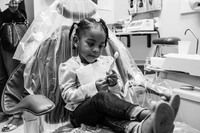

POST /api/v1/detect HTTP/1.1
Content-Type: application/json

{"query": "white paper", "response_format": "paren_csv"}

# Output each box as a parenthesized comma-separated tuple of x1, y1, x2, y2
(76, 58, 111, 85)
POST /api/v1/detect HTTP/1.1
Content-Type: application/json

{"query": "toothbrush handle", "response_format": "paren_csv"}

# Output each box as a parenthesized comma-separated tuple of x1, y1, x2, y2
(108, 60, 115, 74)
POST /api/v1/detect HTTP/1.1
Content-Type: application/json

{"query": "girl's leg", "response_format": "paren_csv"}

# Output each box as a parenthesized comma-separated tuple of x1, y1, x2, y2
(103, 116, 139, 133)
(72, 91, 174, 133)
(90, 91, 148, 120)
(99, 101, 174, 133)
(71, 91, 147, 127)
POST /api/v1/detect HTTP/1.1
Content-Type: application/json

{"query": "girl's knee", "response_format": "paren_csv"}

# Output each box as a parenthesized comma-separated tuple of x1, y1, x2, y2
(92, 91, 111, 104)
(95, 91, 110, 99)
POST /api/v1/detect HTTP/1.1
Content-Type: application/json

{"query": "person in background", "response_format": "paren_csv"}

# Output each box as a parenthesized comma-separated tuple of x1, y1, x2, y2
(0, 0, 26, 132)
(59, 17, 179, 133)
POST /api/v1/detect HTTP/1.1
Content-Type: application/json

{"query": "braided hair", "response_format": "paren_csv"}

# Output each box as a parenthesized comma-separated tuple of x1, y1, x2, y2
(69, 18, 109, 47)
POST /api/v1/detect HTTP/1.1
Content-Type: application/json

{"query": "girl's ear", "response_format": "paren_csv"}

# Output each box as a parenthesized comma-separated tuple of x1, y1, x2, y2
(73, 35, 79, 48)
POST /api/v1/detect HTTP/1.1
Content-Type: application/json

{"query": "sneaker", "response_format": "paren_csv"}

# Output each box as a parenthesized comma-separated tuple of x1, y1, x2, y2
(132, 102, 174, 133)
(169, 94, 180, 120)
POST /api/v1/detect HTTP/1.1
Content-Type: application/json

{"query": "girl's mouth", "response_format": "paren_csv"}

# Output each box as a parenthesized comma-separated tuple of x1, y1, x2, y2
(88, 54, 98, 58)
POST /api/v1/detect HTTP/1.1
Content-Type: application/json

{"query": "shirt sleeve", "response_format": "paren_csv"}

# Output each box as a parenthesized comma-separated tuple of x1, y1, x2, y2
(59, 60, 98, 105)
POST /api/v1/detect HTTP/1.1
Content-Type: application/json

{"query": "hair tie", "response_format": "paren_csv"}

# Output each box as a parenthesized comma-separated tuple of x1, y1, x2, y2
(93, 17, 100, 22)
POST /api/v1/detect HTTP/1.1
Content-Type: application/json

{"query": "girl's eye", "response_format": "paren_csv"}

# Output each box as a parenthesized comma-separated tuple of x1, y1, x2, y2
(99, 45, 103, 49)
(99, 43, 105, 49)
(87, 42, 94, 47)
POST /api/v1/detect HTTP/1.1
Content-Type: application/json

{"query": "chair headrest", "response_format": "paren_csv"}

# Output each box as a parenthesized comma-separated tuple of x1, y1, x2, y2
(57, 0, 97, 20)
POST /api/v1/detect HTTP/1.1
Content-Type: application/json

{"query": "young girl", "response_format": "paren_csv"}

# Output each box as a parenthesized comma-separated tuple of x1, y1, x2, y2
(58, 17, 177, 133)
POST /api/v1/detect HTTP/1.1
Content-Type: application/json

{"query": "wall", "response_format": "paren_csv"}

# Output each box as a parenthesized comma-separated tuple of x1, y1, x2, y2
(114, 0, 129, 22)
(33, 0, 55, 18)
(24, 0, 34, 23)
(159, 0, 200, 55)
(24, 0, 55, 23)
(97, 0, 115, 24)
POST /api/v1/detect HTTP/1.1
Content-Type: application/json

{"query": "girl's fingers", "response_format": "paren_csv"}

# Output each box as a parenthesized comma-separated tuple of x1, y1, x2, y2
(111, 70, 117, 74)
(107, 73, 118, 79)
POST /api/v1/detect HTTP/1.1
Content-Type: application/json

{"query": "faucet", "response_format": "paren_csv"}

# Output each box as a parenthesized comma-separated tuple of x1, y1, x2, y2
(184, 29, 199, 54)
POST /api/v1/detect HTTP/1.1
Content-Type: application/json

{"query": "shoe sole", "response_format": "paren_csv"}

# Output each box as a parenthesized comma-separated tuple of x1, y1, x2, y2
(154, 102, 174, 133)
(2, 117, 23, 132)
(169, 94, 180, 120)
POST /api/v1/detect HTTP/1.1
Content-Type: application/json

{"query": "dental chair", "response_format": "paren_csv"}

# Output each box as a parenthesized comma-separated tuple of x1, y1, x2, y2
(1, 64, 55, 116)
(1, 29, 162, 133)
(1, 27, 136, 133)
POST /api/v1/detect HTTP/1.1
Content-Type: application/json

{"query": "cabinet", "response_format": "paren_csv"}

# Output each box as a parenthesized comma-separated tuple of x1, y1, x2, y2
(115, 31, 158, 48)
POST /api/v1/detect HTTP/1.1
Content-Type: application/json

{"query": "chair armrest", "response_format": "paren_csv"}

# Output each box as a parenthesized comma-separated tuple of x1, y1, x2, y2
(4, 95, 55, 116)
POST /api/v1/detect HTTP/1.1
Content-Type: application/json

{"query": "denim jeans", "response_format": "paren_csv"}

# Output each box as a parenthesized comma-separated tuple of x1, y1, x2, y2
(0, 41, 20, 111)
(70, 91, 146, 133)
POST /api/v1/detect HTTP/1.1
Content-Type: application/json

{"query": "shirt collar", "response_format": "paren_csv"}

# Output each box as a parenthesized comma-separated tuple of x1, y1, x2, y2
(76, 55, 101, 65)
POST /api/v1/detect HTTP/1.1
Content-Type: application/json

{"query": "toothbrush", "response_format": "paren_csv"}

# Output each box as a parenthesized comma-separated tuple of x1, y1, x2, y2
(108, 52, 119, 74)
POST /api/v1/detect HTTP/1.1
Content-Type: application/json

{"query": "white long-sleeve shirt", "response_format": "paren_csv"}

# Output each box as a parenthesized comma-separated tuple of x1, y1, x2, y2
(59, 55, 123, 111)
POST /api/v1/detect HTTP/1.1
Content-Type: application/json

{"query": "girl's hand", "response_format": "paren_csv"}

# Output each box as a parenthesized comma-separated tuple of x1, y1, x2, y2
(106, 70, 118, 86)
(8, 0, 19, 13)
(95, 79, 108, 91)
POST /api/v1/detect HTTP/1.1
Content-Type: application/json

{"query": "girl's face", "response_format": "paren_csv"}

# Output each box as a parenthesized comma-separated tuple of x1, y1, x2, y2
(77, 27, 106, 64)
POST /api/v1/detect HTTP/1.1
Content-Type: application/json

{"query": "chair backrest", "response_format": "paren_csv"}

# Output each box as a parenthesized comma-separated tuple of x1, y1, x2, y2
(1, 27, 70, 124)
(23, 26, 71, 124)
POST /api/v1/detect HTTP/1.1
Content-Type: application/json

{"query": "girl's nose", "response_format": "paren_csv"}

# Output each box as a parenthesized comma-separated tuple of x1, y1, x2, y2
(93, 47, 100, 53)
